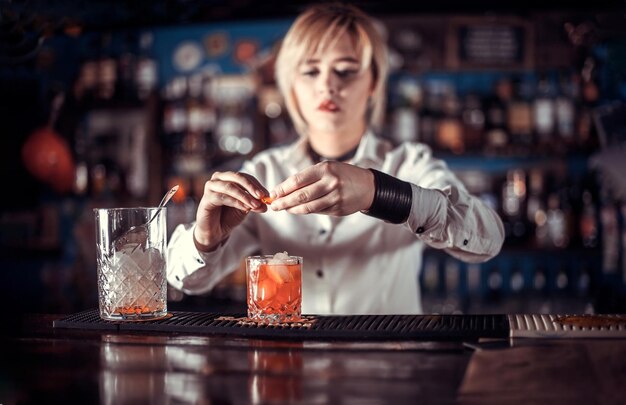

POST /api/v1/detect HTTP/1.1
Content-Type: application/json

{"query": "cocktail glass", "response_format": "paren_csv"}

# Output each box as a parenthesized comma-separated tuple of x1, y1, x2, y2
(94, 207, 168, 321)
(246, 254, 302, 323)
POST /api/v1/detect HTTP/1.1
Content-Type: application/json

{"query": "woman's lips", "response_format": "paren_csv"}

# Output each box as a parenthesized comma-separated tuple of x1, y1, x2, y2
(318, 100, 340, 112)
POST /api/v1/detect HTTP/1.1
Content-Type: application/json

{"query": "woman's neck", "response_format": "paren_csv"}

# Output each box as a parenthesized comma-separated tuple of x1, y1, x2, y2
(307, 142, 359, 163)
(307, 126, 366, 159)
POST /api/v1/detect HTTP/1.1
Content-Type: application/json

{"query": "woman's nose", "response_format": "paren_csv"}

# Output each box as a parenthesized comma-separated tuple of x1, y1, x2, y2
(317, 70, 337, 95)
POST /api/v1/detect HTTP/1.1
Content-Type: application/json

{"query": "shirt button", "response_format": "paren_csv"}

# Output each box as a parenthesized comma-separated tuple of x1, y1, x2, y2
(316, 269, 324, 278)
(463, 239, 469, 246)
(416, 226, 425, 234)
(319, 229, 327, 235)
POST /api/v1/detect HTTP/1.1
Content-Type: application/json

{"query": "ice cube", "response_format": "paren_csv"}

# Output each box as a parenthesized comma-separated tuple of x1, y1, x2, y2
(110, 246, 164, 286)
(265, 264, 292, 284)
(112, 248, 142, 275)
(257, 278, 278, 302)
(108, 246, 165, 308)
(130, 247, 165, 273)
(271, 251, 290, 263)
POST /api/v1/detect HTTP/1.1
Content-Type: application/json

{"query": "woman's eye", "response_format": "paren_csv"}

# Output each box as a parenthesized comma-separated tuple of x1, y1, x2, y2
(334, 69, 357, 78)
(302, 70, 319, 77)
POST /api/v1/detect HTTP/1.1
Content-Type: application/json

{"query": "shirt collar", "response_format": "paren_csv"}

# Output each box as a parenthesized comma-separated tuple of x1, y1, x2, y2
(351, 130, 385, 168)
(284, 130, 386, 171)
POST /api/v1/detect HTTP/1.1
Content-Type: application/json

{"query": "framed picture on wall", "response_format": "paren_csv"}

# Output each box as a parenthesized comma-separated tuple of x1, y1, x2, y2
(446, 16, 534, 70)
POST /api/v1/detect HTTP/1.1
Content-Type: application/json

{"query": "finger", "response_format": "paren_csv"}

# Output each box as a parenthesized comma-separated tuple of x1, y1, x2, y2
(205, 191, 251, 212)
(211, 171, 269, 200)
(285, 194, 337, 215)
(206, 180, 261, 210)
(250, 203, 268, 214)
(271, 165, 322, 199)
(271, 182, 332, 211)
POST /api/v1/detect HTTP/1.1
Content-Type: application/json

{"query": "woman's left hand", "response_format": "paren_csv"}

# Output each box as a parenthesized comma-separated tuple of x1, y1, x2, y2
(269, 161, 375, 216)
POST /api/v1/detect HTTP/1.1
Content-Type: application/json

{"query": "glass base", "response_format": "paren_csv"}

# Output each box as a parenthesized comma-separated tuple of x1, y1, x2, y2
(248, 311, 302, 324)
(100, 309, 168, 321)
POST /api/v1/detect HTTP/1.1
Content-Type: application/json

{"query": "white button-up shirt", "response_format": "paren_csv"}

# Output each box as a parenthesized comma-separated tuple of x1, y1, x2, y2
(167, 131, 504, 315)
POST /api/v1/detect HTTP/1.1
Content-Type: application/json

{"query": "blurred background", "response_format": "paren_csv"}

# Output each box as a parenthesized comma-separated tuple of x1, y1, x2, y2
(2, 0, 626, 317)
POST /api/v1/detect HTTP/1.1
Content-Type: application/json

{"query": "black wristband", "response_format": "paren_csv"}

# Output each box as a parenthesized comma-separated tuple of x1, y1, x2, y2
(364, 169, 413, 224)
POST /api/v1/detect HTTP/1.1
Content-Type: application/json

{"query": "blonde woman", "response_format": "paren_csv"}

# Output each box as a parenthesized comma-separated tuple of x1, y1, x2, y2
(167, 3, 504, 314)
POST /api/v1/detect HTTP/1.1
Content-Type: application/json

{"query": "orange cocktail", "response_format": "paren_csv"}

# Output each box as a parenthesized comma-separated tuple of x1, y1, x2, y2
(246, 254, 302, 323)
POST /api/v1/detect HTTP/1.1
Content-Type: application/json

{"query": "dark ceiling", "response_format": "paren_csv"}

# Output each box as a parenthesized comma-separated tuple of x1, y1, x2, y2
(2, 0, 626, 31)
(2, 0, 625, 65)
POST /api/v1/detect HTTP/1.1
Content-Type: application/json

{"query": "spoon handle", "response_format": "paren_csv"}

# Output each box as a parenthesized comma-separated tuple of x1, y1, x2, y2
(111, 185, 179, 254)
(158, 184, 180, 208)
(146, 184, 180, 226)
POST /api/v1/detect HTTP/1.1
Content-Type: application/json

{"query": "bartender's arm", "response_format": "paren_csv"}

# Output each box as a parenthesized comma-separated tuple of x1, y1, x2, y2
(372, 144, 505, 263)
(167, 171, 267, 295)
(269, 143, 504, 263)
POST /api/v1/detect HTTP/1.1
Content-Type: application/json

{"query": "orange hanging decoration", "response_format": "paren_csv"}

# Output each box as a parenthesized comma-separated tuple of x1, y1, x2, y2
(21, 126, 76, 194)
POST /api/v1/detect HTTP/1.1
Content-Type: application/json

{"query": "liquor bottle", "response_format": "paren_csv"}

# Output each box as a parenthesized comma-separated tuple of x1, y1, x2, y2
(186, 74, 205, 134)
(526, 169, 547, 247)
(461, 93, 484, 153)
(391, 107, 419, 145)
(466, 263, 482, 299)
(259, 86, 294, 147)
(507, 75, 533, 154)
(390, 78, 420, 144)
(546, 192, 569, 248)
(579, 190, 598, 248)
(422, 81, 447, 150)
(577, 265, 591, 298)
(501, 169, 528, 244)
(484, 78, 511, 155)
(621, 203, 626, 285)
(444, 260, 461, 300)
(509, 267, 525, 293)
(578, 58, 599, 149)
(502, 169, 526, 218)
(75, 37, 99, 103)
(161, 76, 188, 178)
(436, 90, 464, 154)
(73, 127, 89, 195)
(422, 256, 440, 294)
(600, 190, 619, 275)
(215, 102, 254, 156)
(486, 267, 503, 302)
(419, 114, 437, 148)
(199, 73, 217, 137)
(96, 33, 117, 101)
(581, 57, 600, 106)
(556, 266, 569, 291)
(532, 74, 556, 149)
(533, 266, 547, 293)
(555, 71, 577, 149)
(135, 32, 158, 101)
(116, 33, 137, 102)
(162, 100, 187, 137)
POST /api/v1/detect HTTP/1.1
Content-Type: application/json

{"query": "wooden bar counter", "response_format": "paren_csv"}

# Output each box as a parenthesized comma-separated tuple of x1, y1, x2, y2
(1, 313, 625, 404)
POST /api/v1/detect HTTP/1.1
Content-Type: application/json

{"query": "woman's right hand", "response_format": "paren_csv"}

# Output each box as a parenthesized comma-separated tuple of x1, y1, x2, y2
(193, 171, 268, 252)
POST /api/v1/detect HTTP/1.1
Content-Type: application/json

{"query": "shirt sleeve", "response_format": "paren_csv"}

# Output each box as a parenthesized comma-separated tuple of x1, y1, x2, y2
(394, 143, 505, 263)
(166, 217, 260, 295)
(166, 159, 264, 295)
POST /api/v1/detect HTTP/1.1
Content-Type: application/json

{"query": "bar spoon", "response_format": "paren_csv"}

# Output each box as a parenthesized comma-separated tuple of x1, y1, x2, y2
(112, 184, 179, 253)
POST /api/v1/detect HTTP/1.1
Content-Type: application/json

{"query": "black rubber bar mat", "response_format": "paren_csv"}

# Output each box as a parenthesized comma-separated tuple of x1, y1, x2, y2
(53, 309, 509, 340)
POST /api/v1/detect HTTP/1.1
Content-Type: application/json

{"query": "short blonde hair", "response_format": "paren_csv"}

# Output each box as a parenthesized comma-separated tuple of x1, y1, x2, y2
(275, 3, 389, 136)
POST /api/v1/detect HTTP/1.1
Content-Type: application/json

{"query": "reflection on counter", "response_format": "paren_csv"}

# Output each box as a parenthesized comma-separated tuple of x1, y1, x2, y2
(249, 340, 303, 404)
(100, 337, 217, 404)
(96, 333, 467, 404)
